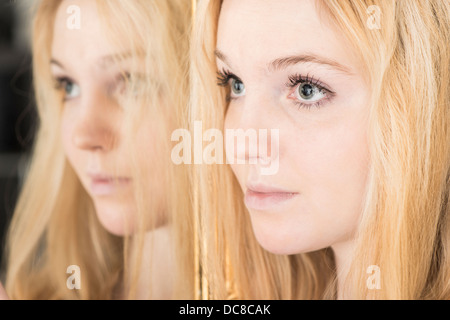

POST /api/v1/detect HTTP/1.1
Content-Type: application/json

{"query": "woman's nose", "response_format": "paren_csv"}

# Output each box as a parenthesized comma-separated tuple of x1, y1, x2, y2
(71, 90, 119, 152)
(226, 93, 279, 166)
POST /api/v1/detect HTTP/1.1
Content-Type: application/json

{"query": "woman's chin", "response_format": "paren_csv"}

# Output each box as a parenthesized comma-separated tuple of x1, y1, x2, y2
(93, 201, 136, 236)
(92, 200, 168, 236)
(249, 217, 325, 256)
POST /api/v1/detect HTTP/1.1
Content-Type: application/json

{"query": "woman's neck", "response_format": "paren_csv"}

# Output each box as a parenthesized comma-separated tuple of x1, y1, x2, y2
(125, 225, 174, 300)
(331, 240, 356, 300)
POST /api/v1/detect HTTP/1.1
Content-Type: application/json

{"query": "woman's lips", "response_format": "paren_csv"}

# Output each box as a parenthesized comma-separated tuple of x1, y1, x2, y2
(244, 183, 299, 211)
(88, 174, 132, 196)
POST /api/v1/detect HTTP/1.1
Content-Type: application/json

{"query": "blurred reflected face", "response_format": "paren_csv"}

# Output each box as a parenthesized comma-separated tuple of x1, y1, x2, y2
(51, 0, 166, 236)
(218, 0, 370, 254)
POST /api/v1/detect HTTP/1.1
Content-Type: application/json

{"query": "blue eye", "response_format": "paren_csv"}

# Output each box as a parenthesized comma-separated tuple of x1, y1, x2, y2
(296, 83, 325, 102)
(64, 81, 81, 99)
(54, 77, 81, 100)
(230, 78, 245, 97)
(286, 74, 334, 109)
(217, 69, 245, 100)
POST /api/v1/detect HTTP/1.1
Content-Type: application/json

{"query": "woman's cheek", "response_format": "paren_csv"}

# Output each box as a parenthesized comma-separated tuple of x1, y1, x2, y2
(61, 113, 83, 179)
(61, 114, 73, 152)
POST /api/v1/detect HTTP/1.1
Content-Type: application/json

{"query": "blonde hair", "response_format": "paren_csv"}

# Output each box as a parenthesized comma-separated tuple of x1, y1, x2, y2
(3, 0, 193, 299)
(191, 0, 450, 299)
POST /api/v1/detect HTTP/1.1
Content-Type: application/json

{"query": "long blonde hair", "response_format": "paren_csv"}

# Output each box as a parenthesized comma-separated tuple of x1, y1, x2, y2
(191, 0, 450, 299)
(3, 0, 193, 300)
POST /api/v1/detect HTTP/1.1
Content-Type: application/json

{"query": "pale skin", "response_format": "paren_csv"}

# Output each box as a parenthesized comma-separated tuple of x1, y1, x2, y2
(0, 0, 173, 299)
(218, 0, 370, 299)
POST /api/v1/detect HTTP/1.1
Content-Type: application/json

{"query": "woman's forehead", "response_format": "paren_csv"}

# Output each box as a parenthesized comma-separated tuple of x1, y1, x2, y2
(216, 0, 359, 75)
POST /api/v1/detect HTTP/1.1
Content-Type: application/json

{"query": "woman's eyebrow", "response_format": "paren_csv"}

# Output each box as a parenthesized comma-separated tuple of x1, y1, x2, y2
(50, 58, 64, 69)
(50, 52, 133, 70)
(269, 54, 353, 74)
(215, 48, 353, 75)
(214, 49, 232, 68)
(98, 52, 133, 69)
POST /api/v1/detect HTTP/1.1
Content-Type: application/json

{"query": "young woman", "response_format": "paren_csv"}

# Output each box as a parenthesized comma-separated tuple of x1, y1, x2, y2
(1, 0, 194, 299)
(191, 0, 450, 299)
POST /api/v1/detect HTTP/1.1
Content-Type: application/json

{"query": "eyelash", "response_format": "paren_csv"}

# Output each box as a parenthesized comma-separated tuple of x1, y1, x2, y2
(217, 69, 235, 86)
(53, 76, 76, 102)
(217, 69, 335, 109)
(286, 73, 335, 110)
(52, 72, 136, 102)
(217, 69, 241, 102)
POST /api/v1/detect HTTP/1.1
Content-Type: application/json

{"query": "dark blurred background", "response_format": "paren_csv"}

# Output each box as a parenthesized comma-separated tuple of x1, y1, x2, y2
(0, 0, 37, 268)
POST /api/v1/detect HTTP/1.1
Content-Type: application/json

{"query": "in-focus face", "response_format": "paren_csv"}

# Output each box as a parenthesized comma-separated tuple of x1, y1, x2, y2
(51, 0, 166, 236)
(218, 0, 370, 254)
